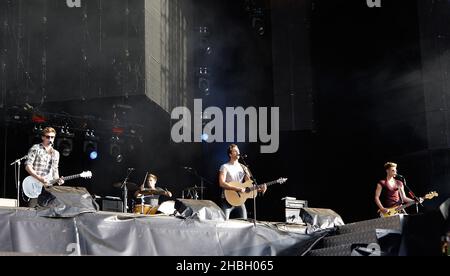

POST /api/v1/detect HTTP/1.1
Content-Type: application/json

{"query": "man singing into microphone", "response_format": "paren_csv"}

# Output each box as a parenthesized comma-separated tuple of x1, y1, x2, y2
(218, 144, 266, 220)
(374, 162, 418, 216)
(25, 127, 64, 208)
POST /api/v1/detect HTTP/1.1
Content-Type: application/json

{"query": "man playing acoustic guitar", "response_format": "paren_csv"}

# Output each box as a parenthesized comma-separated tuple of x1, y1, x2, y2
(218, 144, 267, 220)
(25, 127, 64, 207)
(375, 162, 423, 217)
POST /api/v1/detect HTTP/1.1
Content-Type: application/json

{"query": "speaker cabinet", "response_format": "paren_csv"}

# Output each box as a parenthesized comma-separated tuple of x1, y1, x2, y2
(174, 199, 226, 221)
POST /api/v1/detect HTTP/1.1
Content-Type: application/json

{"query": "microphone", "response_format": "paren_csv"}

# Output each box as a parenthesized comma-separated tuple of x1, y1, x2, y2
(238, 154, 248, 159)
(395, 174, 405, 179)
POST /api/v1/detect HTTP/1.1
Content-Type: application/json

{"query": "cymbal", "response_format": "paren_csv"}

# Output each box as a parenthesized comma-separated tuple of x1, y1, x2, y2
(183, 186, 207, 191)
(113, 182, 139, 191)
(136, 189, 167, 196)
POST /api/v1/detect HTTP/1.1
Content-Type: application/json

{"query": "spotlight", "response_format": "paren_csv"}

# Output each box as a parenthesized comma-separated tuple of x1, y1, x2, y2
(84, 140, 98, 160)
(198, 67, 210, 96)
(250, 8, 265, 36)
(56, 127, 75, 157)
(201, 133, 209, 142)
(252, 17, 265, 36)
(199, 77, 210, 96)
(84, 130, 99, 160)
(110, 136, 123, 163)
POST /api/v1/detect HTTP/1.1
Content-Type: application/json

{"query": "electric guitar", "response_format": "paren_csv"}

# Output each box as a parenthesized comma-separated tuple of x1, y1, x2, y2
(224, 178, 287, 207)
(22, 171, 93, 199)
(379, 191, 439, 218)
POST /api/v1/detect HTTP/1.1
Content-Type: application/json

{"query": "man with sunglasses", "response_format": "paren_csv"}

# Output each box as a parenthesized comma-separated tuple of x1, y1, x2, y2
(25, 127, 64, 207)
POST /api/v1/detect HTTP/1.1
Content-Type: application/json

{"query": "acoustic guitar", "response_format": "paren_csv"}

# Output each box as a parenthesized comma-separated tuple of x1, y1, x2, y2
(224, 178, 287, 206)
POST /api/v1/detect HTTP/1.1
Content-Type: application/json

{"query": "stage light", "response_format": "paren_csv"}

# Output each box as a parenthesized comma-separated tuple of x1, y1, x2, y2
(90, 151, 98, 160)
(84, 140, 98, 160)
(199, 77, 210, 96)
(110, 136, 123, 163)
(251, 9, 265, 36)
(198, 67, 210, 96)
(201, 133, 209, 142)
(199, 26, 212, 56)
(84, 130, 99, 160)
(57, 138, 73, 157)
(56, 127, 75, 157)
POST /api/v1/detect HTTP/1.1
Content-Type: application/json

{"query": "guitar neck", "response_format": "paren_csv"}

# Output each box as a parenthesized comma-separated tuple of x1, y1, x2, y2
(399, 198, 422, 210)
(49, 174, 80, 185)
(249, 180, 278, 192)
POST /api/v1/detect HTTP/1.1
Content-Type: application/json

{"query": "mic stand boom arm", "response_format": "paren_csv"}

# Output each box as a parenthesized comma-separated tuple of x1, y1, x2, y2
(184, 167, 215, 200)
(400, 177, 424, 213)
(10, 155, 28, 208)
(120, 169, 134, 213)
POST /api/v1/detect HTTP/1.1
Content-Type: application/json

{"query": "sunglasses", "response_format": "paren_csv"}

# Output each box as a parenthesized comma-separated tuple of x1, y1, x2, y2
(44, 135, 55, 139)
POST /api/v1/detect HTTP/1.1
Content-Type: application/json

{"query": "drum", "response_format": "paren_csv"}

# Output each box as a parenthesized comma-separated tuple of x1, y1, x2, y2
(157, 200, 176, 215)
(133, 204, 158, 215)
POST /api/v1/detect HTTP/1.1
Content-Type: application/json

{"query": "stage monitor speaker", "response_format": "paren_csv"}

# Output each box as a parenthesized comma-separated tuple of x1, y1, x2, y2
(36, 186, 99, 218)
(174, 199, 226, 221)
(300, 208, 345, 229)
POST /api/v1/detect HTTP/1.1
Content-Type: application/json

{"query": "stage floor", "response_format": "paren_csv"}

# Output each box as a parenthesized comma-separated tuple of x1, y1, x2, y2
(0, 207, 328, 256)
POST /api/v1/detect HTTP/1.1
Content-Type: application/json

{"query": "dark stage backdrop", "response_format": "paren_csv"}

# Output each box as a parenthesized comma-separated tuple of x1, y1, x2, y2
(0, 0, 200, 205)
(1, 0, 449, 223)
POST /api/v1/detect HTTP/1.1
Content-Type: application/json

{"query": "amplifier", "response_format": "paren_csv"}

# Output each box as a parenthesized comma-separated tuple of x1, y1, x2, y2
(283, 197, 308, 224)
(0, 198, 18, 207)
(96, 196, 123, 212)
(284, 198, 308, 209)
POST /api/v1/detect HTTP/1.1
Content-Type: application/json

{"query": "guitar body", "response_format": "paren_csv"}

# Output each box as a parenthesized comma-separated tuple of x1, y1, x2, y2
(224, 180, 257, 207)
(378, 191, 438, 218)
(22, 175, 47, 199)
(22, 171, 93, 199)
(224, 178, 288, 207)
(379, 206, 406, 218)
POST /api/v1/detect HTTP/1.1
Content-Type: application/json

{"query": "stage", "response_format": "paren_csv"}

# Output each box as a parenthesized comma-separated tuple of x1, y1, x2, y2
(0, 207, 329, 256)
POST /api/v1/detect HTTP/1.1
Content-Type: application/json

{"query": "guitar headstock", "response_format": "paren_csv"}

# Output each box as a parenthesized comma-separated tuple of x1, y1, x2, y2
(80, 171, 93, 179)
(424, 191, 438, 200)
(277, 178, 288, 184)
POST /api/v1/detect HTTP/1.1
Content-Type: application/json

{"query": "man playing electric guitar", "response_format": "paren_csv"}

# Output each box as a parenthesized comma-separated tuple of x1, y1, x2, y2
(25, 127, 64, 207)
(218, 144, 266, 220)
(375, 162, 423, 217)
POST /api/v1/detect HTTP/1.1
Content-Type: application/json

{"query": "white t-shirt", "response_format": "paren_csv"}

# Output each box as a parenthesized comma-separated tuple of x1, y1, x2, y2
(220, 162, 246, 184)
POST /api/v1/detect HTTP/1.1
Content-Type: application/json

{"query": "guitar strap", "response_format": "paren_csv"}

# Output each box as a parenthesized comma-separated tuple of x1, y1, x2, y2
(397, 179, 404, 205)
(239, 163, 251, 180)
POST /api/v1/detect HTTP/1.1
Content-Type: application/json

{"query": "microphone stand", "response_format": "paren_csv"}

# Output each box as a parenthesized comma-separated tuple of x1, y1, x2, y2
(9, 155, 28, 207)
(239, 156, 258, 228)
(120, 169, 134, 213)
(183, 167, 214, 200)
(399, 176, 423, 214)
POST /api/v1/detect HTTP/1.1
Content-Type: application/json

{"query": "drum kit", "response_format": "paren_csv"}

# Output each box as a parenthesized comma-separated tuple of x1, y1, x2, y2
(112, 182, 176, 215)
(112, 174, 208, 216)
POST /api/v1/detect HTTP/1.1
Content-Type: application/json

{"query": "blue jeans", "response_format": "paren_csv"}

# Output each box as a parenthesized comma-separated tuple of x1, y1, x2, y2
(221, 199, 247, 220)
